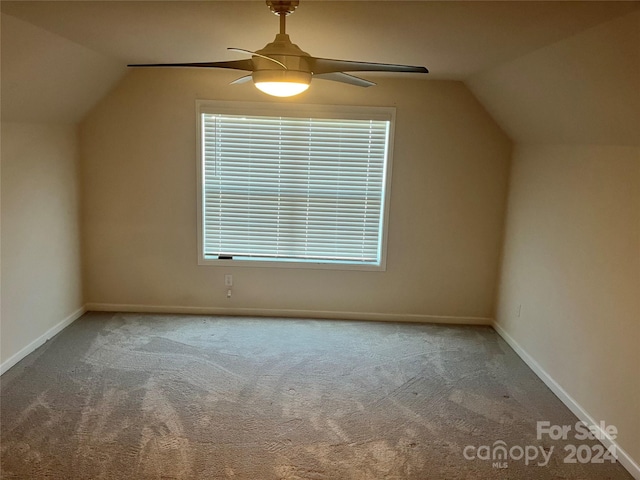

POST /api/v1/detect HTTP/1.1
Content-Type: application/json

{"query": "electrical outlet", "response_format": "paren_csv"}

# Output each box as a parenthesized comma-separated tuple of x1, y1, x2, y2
(224, 274, 233, 286)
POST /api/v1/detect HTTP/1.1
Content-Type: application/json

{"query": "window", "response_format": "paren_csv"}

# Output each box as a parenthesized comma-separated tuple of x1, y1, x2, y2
(197, 101, 395, 270)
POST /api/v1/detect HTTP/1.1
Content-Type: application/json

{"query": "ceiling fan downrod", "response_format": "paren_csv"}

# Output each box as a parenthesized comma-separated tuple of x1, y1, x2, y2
(266, 0, 299, 34)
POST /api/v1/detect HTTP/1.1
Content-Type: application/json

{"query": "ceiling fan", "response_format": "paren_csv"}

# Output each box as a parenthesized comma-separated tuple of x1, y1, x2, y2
(128, 0, 429, 97)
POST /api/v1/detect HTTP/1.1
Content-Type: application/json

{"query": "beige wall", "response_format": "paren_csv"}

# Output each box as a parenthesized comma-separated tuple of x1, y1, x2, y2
(0, 123, 84, 367)
(80, 70, 511, 321)
(496, 144, 640, 465)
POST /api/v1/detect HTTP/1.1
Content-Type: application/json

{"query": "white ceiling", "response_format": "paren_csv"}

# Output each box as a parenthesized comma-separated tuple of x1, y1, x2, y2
(2, 1, 639, 144)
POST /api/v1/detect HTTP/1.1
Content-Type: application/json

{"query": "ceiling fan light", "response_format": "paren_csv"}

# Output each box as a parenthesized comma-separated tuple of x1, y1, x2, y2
(252, 69, 311, 97)
(255, 81, 309, 97)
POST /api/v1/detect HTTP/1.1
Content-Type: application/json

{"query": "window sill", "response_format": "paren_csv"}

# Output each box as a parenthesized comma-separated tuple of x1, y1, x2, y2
(198, 256, 386, 272)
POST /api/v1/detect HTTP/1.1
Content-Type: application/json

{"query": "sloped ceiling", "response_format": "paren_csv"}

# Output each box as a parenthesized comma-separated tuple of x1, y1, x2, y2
(1, 0, 639, 144)
(468, 9, 640, 146)
(0, 13, 125, 123)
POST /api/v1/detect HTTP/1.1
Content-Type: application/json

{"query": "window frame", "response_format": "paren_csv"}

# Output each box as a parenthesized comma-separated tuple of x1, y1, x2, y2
(196, 100, 396, 271)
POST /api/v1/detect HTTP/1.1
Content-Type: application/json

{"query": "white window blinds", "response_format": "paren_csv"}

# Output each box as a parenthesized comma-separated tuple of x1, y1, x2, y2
(200, 106, 392, 267)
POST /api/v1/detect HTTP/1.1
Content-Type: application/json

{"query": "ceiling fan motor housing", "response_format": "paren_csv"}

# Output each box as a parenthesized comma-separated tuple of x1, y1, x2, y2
(253, 33, 313, 84)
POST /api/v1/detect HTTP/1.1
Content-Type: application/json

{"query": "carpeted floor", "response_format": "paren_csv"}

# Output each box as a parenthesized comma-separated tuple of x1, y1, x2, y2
(0, 312, 634, 479)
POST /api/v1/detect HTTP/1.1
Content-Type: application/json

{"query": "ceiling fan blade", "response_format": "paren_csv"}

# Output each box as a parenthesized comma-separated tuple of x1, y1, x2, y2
(312, 57, 428, 75)
(127, 59, 254, 71)
(314, 72, 376, 88)
(230, 75, 253, 85)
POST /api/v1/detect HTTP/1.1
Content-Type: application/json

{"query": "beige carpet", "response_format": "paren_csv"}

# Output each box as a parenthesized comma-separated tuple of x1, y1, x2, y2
(0, 312, 634, 479)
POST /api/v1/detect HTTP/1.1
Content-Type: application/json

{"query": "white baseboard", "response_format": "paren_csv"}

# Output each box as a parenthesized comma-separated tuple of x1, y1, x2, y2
(84, 302, 492, 326)
(493, 322, 640, 480)
(0, 305, 86, 376)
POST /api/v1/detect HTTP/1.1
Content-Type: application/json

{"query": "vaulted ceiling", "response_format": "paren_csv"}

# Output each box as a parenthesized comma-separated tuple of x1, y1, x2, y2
(2, 1, 639, 145)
